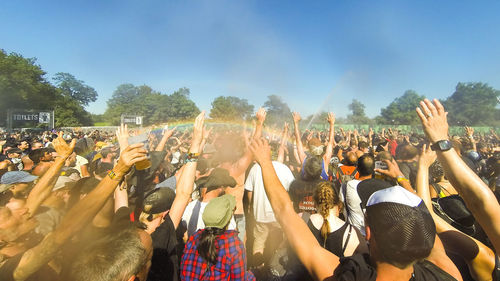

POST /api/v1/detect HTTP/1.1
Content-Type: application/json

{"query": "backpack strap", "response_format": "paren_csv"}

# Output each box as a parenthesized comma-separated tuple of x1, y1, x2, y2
(341, 224, 353, 258)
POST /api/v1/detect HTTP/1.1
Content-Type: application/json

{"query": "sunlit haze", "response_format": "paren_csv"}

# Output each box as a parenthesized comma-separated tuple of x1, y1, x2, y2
(1, 0, 499, 117)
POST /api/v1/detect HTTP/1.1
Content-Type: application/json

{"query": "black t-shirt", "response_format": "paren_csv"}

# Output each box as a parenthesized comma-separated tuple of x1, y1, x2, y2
(289, 179, 323, 214)
(356, 179, 392, 209)
(147, 214, 180, 281)
(332, 253, 457, 281)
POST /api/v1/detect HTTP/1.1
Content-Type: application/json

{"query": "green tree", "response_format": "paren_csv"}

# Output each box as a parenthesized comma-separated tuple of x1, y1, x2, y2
(52, 72, 97, 106)
(104, 85, 199, 125)
(0, 50, 58, 126)
(443, 82, 500, 126)
(379, 90, 426, 125)
(347, 99, 370, 124)
(0, 50, 94, 127)
(263, 95, 292, 127)
(210, 96, 254, 120)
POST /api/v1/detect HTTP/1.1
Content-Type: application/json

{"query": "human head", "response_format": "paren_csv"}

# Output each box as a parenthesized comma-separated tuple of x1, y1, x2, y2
(196, 168, 236, 196)
(313, 182, 341, 244)
(203, 194, 237, 229)
(345, 151, 358, 166)
(365, 186, 435, 269)
(358, 141, 370, 153)
(308, 138, 324, 156)
(6, 148, 22, 159)
(0, 171, 38, 197)
(302, 156, 323, 181)
(396, 144, 418, 161)
(357, 154, 375, 177)
(30, 140, 43, 150)
(69, 227, 152, 281)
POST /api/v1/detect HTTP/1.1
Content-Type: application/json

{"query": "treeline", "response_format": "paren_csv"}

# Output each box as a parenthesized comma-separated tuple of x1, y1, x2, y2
(1, 49, 499, 128)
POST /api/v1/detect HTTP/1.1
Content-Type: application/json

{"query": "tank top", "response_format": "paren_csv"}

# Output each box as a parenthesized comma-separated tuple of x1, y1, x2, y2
(307, 219, 350, 258)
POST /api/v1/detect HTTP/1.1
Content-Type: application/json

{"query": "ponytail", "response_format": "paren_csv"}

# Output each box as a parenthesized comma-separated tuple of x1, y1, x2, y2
(197, 227, 225, 265)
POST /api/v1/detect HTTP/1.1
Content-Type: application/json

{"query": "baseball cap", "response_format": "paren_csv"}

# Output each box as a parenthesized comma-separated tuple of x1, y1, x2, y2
(53, 176, 76, 191)
(202, 194, 236, 229)
(196, 168, 237, 193)
(366, 186, 436, 268)
(6, 148, 22, 155)
(142, 187, 176, 214)
(0, 171, 38, 185)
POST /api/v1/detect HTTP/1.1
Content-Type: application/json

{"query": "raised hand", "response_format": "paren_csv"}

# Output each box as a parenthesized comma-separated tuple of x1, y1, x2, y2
(116, 123, 130, 151)
(416, 99, 449, 143)
(53, 131, 76, 158)
(419, 144, 437, 168)
(374, 158, 404, 180)
(292, 112, 301, 123)
(256, 107, 267, 124)
(116, 143, 148, 174)
(249, 138, 272, 165)
(163, 125, 176, 138)
(327, 112, 335, 125)
(464, 126, 474, 138)
(191, 111, 205, 151)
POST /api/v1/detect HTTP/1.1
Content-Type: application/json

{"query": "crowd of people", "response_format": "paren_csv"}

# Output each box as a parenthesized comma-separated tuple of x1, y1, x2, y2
(0, 99, 499, 281)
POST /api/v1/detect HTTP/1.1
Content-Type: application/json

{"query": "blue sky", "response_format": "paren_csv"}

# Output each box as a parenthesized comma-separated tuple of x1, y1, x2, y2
(1, 0, 500, 118)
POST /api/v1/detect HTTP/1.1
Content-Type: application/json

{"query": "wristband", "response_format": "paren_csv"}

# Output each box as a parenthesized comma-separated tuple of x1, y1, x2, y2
(107, 170, 122, 181)
(186, 152, 200, 162)
(396, 176, 409, 183)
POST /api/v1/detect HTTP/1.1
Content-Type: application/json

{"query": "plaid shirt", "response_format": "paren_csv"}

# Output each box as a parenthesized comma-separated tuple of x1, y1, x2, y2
(180, 229, 255, 281)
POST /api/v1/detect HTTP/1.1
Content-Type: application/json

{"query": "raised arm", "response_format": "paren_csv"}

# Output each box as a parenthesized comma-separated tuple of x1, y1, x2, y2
(416, 144, 491, 281)
(323, 113, 336, 169)
(250, 138, 339, 281)
(417, 98, 500, 253)
(25, 132, 76, 217)
(13, 143, 147, 281)
(155, 125, 176, 152)
(292, 112, 307, 164)
(168, 111, 205, 229)
(232, 108, 266, 176)
(277, 122, 289, 163)
(464, 126, 476, 152)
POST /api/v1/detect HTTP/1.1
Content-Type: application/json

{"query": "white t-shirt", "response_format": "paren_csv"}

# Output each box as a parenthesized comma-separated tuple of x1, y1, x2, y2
(182, 200, 236, 233)
(75, 155, 89, 177)
(244, 161, 295, 223)
(339, 179, 366, 236)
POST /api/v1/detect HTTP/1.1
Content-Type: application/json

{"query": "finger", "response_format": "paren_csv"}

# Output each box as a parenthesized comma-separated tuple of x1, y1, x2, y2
(433, 99, 445, 115)
(69, 138, 77, 149)
(423, 99, 438, 116)
(416, 107, 427, 123)
(130, 156, 149, 165)
(124, 143, 144, 151)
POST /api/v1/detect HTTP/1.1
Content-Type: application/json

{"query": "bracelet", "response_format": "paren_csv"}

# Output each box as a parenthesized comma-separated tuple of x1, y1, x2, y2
(107, 170, 122, 181)
(396, 176, 409, 183)
(186, 152, 200, 162)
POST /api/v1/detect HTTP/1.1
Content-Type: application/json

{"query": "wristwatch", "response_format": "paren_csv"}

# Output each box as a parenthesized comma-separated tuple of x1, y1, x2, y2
(430, 140, 452, 152)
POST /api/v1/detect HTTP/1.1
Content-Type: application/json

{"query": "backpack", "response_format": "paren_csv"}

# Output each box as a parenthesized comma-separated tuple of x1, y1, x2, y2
(338, 167, 357, 186)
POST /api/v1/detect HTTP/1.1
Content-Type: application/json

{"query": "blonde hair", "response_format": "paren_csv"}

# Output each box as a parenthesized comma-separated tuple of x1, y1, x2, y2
(313, 182, 342, 247)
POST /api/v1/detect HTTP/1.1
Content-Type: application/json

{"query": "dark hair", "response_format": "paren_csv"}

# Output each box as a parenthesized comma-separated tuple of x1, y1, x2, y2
(197, 227, 225, 265)
(303, 156, 323, 181)
(357, 154, 375, 177)
(395, 144, 418, 161)
(429, 161, 444, 182)
(69, 227, 148, 281)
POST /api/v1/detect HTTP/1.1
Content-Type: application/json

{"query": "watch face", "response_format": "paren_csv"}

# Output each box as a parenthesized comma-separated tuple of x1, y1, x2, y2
(434, 140, 451, 151)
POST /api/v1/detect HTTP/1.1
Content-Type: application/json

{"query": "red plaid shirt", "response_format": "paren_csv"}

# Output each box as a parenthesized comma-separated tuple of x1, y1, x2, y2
(180, 229, 255, 281)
